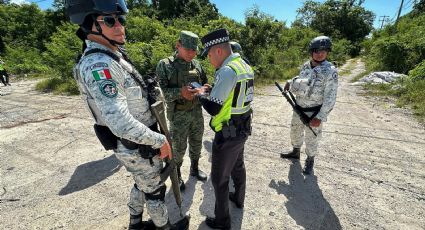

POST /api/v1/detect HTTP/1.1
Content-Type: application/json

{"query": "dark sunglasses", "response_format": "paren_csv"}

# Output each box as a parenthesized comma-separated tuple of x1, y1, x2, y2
(97, 15, 126, 28)
(312, 48, 328, 53)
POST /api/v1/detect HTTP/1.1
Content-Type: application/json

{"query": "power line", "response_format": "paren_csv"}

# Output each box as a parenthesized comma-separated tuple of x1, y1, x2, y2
(379, 15, 390, 29)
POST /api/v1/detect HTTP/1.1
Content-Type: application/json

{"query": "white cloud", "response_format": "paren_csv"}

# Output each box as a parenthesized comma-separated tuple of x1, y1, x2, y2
(10, 0, 30, 5)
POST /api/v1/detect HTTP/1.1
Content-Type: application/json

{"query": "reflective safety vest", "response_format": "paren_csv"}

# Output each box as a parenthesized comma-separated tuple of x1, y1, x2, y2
(211, 56, 254, 132)
(0, 63, 4, 71)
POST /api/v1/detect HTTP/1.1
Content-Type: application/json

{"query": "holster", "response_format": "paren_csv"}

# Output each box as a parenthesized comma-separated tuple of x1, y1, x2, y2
(119, 124, 160, 159)
(221, 110, 253, 138)
(93, 124, 118, 150)
(221, 120, 237, 138)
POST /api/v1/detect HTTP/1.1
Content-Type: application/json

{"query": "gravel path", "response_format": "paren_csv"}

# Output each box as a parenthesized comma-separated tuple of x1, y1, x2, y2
(1, 60, 424, 229)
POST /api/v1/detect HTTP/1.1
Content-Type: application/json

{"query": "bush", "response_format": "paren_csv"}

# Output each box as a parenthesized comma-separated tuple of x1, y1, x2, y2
(408, 60, 425, 81)
(35, 77, 79, 95)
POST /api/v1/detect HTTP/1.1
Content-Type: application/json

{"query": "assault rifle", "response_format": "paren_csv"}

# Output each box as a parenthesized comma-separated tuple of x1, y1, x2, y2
(275, 82, 317, 136)
(151, 101, 184, 217)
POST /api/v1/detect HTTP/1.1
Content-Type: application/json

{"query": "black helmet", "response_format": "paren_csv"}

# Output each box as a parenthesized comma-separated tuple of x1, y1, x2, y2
(66, 0, 128, 25)
(230, 41, 242, 53)
(309, 36, 332, 52)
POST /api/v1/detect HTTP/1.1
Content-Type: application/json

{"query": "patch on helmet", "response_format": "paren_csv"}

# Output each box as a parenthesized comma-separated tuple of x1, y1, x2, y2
(99, 80, 118, 98)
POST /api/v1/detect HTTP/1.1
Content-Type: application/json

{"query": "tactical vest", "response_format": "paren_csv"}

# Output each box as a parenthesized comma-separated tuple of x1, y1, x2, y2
(211, 56, 254, 132)
(165, 56, 202, 111)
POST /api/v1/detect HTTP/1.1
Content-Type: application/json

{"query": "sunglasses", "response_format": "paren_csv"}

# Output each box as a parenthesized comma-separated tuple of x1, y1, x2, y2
(312, 48, 328, 53)
(97, 15, 126, 28)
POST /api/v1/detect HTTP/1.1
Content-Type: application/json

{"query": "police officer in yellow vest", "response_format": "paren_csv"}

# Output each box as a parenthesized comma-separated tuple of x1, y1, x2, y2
(197, 28, 254, 230)
(156, 31, 209, 190)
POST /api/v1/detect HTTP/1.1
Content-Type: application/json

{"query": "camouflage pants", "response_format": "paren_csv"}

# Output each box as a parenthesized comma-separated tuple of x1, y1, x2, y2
(114, 141, 168, 227)
(290, 112, 323, 157)
(170, 106, 204, 167)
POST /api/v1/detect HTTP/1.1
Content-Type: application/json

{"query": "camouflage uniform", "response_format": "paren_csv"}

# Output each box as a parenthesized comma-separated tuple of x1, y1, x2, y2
(156, 31, 208, 168)
(74, 40, 169, 227)
(288, 60, 338, 157)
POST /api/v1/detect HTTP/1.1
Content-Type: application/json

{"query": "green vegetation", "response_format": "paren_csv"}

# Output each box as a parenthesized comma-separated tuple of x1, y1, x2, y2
(0, 0, 376, 93)
(362, 0, 425, 121)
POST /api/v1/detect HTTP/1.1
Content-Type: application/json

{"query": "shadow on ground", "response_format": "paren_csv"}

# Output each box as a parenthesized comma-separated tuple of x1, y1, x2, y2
(59, 154, 122, 195)
(269, 160, 341, 230)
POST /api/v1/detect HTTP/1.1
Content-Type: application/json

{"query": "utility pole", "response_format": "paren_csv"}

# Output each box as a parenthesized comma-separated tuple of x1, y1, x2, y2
(379, 15, 389, 29)
(396, 0, 405, 22)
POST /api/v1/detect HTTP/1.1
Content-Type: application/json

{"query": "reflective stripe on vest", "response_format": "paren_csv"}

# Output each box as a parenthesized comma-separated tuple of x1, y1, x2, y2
(211, 57, 254, 132)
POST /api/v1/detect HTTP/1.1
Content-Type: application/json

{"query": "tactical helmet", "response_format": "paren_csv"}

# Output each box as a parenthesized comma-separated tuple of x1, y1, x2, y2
(65, 0, 128, 25)
(230, 41, 242, 53)
(309, 36, 332, 52)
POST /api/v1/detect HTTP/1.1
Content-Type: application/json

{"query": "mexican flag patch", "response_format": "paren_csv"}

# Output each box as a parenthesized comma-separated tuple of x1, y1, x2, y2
(92, 69, 112, 81)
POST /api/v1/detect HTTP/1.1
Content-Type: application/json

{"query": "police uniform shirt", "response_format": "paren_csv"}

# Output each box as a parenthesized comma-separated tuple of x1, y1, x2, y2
(209, 53, 242, 106)
(75, 40, 165, 149)
(289, 60, 338, 122)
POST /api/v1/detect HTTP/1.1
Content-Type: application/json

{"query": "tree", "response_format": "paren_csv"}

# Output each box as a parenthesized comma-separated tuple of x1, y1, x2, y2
(295, 0, 374, 55)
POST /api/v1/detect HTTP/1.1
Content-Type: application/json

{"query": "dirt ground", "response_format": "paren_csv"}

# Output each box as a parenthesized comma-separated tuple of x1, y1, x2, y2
(1, 60, 424, 230)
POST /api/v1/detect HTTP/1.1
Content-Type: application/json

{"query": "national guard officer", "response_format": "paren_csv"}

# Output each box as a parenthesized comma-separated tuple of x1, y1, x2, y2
(156, 31, 208, 190)
(280, 35, 338, 175)
(197, 28, 254, 230)
(66, 0, 189, 229)
(0, 59, 11, 86)
(229, 41, 251, 65)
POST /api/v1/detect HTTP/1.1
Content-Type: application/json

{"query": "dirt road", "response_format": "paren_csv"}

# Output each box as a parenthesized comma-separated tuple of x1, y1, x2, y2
(1, 60, 424, 229)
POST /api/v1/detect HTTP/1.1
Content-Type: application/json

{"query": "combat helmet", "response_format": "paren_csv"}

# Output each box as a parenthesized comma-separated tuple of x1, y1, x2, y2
(65, 0, 128, 45)
(309, 36, 332, 53)
(230, 41, 242, 53)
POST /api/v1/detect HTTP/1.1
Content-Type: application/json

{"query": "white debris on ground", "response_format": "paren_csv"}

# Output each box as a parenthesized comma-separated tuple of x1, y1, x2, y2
(353, 71, 407, 85)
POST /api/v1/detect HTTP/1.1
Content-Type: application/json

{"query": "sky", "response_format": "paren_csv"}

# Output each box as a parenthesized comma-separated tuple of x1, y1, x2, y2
(16, 0, 414, 29)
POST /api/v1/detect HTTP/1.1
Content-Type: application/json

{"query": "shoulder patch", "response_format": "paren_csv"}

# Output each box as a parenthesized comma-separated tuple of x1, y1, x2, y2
(92, 68, 112, 81)
(332, 72, 338, 80)
(90, 62, 109, 70)
(99, 80, 118, 98)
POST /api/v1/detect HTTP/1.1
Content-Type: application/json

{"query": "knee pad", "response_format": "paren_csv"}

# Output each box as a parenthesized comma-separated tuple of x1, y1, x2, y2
(144, 185, 166, 202)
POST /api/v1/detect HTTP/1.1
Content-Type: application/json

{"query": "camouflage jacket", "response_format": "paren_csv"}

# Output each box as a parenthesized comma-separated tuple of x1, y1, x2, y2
(288, 60, 338, 122)
(155, 53, 207, 104)
(73, 40, 165, 149)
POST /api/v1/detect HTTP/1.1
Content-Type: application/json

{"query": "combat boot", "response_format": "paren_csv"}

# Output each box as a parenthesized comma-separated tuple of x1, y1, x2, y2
(190, 159, 207, 181)
(280, 148, 300, 160)
(157, 215, 190, 230)
(128, 213, 155, 230)
(177, 167, 185, 191)
(303, 156, 315, 175)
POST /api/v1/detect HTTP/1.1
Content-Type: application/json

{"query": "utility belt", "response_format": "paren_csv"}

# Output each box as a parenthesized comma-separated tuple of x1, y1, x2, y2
(295, 104, 322, 120)
(175, 100, 199, 111)
(219, 110, 253, 139)
(93, 124, 160, 159)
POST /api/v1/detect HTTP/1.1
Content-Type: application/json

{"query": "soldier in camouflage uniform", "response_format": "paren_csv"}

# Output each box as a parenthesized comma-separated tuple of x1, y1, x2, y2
(66, 0, 189, 229)
(280, 36, 338, 175)
(156, 31, 208, 190)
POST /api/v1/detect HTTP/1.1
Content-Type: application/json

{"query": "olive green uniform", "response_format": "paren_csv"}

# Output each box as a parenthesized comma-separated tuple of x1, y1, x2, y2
(156, 53, 208, 167)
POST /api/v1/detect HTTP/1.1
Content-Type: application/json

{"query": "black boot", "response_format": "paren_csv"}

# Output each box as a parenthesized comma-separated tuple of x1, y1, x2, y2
(177, 167, 185, 191)
(303, 156, 315, 175)
(157, 215, 190, 230)
(190, 159, 207, 181)
(128, 213, 155, 230)
(205, 217, 231, 230)
(280, 148, 300, 159)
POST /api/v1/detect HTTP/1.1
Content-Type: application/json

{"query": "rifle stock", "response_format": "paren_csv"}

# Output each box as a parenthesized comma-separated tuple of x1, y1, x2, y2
(151, 101, 183, 217)
(275, 82, 317, 136)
